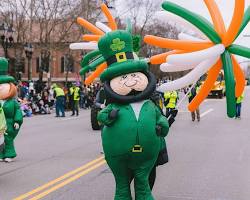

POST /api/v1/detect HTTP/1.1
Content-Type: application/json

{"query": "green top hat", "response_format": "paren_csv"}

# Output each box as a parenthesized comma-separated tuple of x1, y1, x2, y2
(98, 30, 148, 82)
(0, 57, 15, 84)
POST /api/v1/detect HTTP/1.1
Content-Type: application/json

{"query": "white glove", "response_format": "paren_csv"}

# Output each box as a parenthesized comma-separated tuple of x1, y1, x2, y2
(100, 104, 106, 109)
(14, 123, 20, 130)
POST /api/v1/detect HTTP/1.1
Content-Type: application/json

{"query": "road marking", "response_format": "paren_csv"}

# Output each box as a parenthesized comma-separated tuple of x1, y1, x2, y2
(178, 110, 189, 113)
(200, 108, 214, 118)
(13, 156, 105, 200)
(29, 160, 106, 200)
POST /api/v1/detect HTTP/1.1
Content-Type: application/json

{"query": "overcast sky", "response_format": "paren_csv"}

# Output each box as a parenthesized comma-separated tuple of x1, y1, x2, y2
(116, 1, 249, 47)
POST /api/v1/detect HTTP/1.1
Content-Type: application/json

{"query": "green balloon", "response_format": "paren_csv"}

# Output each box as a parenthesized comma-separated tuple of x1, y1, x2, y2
(162, 1, 221, 44)
(236, 6, 250, 38)
(88, 56, 105, 71)
(221, 51, 236, 118)
(80, 50, 101, 68)
(228, 44, 250, 59)
(132, 35, 142, 54)
(79, 67, 90, 76)
(126, 18, 132, 34)
(80, 53, 105, 76)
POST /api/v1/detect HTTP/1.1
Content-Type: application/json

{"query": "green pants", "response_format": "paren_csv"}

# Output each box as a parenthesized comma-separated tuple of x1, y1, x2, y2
(106, 153, 157, 200)
(0, 133, 17, 159)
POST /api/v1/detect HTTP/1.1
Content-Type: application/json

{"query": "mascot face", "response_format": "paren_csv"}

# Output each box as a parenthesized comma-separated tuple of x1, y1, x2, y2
(104, 70, 156, 104)
(110, 72, 148, 96)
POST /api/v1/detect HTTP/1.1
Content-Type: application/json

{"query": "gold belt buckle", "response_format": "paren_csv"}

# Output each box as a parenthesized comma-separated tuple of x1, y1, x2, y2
(132, 145, 143, 153)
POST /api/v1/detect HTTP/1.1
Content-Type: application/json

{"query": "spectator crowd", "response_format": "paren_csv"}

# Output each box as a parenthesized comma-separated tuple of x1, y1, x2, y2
(17, 81, 102, 117)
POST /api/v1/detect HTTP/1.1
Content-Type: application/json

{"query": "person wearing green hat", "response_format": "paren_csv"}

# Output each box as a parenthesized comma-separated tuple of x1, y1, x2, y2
(95, 30, 170, 200)
(0, 57, 23, 162)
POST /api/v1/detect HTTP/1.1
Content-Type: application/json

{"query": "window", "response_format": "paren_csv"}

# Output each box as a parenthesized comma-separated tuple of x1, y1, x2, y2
(36, 57, 40, 73)
(61, 56, 65, 73)
(61, 54, 74, 73)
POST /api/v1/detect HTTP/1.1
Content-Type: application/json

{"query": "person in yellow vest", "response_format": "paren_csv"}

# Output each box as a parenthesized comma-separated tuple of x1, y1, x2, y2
(52, 84, 65, 117)
(236, 92, 244, 119)
(164, 90, 178, 118)
(69, 82, 80, 116)
(188, 84, 200, 122)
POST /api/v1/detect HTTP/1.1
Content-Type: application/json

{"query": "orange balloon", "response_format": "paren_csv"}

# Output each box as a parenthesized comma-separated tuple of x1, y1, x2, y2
(101, 3, 117, 30)
(144, 35, 214, 51)
(222, 0, 245, 46)
(77, 17, 104, 35)
(232, 55, 245, 97)
(150, 50, 187, 64)
(188, 59, 222, 112)
(204, 0, 226, 38)
(82, 34, 101, 42)
(85, 63, 107, 85)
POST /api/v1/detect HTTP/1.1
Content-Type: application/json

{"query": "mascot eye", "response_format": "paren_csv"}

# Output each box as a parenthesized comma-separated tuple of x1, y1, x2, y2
(121, 75, 127, 80)
(131, 74, 136, 77)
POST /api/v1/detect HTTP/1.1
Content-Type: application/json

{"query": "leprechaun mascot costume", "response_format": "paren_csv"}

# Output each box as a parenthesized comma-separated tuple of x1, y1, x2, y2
(0, 57, 23, 162)
(92, 30, 169, 200)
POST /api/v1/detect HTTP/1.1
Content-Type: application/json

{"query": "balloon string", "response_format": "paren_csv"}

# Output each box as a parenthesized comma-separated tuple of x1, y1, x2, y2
(176, 82, 197, 109)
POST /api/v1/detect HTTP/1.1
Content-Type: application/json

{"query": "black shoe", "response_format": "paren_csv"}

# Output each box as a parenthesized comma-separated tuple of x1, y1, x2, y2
(55, 116, 60, 117)
(61, 115, 65, 117)
(71, 114, 75, 116)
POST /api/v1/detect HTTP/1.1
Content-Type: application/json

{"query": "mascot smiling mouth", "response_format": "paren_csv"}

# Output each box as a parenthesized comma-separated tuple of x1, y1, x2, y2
(124, 81, 137, 88)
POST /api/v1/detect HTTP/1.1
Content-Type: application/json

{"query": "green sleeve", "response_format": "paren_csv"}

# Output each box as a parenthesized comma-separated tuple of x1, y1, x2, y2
(155, 105, 169, 137)
(97, 104, 116, 126)
(14, 100, 23, 125)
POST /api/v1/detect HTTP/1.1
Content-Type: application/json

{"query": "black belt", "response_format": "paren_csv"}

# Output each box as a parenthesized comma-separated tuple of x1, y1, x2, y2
(106, 52, 134, 66)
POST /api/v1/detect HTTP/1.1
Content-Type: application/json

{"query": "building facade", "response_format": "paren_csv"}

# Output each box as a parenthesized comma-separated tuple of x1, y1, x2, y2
(0, 44, 83, 83)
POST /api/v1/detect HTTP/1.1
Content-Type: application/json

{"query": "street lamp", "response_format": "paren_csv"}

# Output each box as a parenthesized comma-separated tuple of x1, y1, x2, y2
(0, 22, 14, 58)
(24, 43, 34, 81)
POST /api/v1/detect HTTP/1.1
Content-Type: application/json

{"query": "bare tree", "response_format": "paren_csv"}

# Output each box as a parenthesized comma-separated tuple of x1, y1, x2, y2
(0, 0, 101, 82)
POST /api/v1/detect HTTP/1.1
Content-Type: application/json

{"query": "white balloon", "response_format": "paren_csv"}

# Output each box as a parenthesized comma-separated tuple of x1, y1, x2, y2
(160, 62, 195, 72)
(154, 11, 208, 40)
(69, 42, 98, 50)
(157, 56, 220, 92)
(167, 44, 225, 67)
(95, 22, 112, 33)
(178, 32, 204, 42)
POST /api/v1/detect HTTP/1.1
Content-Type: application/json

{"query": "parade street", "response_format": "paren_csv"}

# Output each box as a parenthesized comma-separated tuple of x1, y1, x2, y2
(0, 87, 249, 200)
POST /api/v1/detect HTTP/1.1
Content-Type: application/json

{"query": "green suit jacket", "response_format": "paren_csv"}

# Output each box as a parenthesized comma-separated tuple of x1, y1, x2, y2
(97, 100, 169, 158)
(2, 99, 23, 137)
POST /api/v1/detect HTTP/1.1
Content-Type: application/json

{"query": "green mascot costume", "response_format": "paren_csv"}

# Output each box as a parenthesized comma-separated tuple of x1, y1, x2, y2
(0, 57, 23, 162)
(95, 30, 169, 200)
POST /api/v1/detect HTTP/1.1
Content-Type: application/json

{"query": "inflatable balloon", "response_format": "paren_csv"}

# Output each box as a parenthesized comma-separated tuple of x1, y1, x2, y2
(69, 42, 98, 50)
(166, 44, 225, 66)
(144, 0, 250, 118)
(158, 56, 220, 92)
(70, 3, 119, 83)
(82, 35, 101, 42)
(160, 62, 195, 73)
(95, 22, 112, 33)
(178, 32, 204, 42)
(155, 11, 208, 40)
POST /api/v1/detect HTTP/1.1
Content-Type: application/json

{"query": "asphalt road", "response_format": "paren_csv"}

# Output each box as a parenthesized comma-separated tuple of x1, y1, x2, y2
(0, 87, 250, 200)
